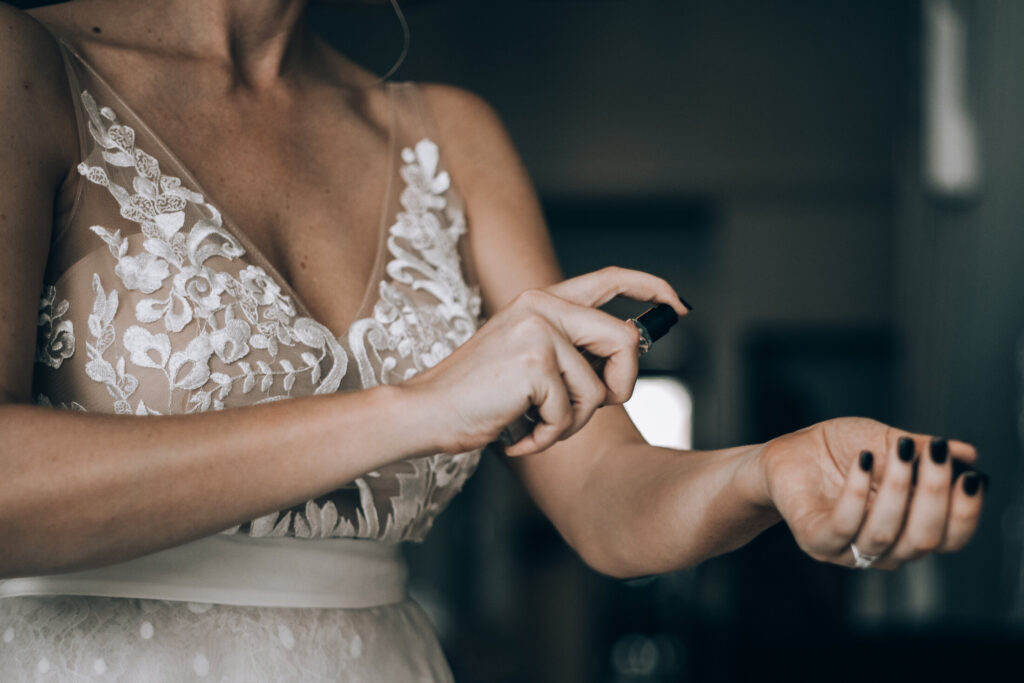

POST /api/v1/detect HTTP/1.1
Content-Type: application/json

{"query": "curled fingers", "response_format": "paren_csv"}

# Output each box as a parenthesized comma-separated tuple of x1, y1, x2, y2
(513, 288, 643, 403)
(849, 436, 916, 564)
(502, 315, 610, 456)
(939, 469, 987, 553)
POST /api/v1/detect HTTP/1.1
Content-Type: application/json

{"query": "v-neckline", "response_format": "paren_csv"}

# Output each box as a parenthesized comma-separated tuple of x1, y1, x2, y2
(54, 33, 399, 342)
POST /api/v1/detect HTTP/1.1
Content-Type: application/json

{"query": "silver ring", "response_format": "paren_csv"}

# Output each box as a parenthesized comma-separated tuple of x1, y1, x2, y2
(850, 543, 880, 569)
(628, 318, 653, 355)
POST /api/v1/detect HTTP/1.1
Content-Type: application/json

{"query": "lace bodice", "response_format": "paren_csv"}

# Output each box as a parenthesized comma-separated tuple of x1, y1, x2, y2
(32, 38, 484, 544)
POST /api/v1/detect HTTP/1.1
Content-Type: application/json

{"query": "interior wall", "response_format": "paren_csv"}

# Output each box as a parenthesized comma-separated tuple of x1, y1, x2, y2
(891, 0, 1024, 622)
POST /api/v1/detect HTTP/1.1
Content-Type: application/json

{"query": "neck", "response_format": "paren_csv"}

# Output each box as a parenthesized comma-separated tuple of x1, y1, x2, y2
(104, 0, 313, 87)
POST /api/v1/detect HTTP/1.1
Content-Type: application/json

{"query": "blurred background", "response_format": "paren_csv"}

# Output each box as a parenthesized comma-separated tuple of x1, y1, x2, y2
(19, 0, 1024, 680)
(324, 0, 1024, 681)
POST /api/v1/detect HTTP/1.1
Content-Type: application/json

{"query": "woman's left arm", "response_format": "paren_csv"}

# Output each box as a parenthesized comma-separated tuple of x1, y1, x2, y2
(422, 85, 985, 578)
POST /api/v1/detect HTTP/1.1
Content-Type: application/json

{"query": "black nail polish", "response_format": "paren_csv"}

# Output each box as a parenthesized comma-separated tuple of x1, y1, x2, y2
(679, 296, 693, 312)
(859, 450, 873, 472)
(963, 473, 981, 496)
(930, 437, 948, 465)
(898, 437, 915, 463)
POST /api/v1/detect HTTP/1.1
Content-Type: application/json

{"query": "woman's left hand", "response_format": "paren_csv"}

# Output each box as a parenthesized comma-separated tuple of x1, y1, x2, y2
(761, 417, 986, 570)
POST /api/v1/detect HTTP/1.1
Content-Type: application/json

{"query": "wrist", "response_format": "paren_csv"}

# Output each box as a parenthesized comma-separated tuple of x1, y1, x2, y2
(734, 440, 781, 520)
(381, 380, 450, 457)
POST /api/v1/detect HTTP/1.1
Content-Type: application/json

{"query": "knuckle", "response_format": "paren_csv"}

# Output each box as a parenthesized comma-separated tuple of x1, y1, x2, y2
(518, 348, 550, 373)
(868, 530, 897, 548)
(950, 505, 974, 532)
(581, 380, 606, 410)
(909, 533, 942, 554)
(883, 467, 912, 488)
(512, 312, 549, 338)
(651, 275, 673, 295)
(554, 408, 574, 433)
(832, 519, 857, 538)
(616, 385, 636, 405)
(514, 288, 548, 309)
(605, 381, 631, 405)
(921, 478, 949, 497)
(953, 503, 980, 524)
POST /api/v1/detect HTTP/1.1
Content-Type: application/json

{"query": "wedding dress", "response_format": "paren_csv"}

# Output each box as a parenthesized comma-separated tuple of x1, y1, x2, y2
(0, 31, 484, 682)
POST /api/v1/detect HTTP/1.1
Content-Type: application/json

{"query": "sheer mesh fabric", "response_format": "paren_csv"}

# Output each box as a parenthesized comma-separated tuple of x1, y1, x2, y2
(3, 29, 484, 681)
(32, 38, 484, 543)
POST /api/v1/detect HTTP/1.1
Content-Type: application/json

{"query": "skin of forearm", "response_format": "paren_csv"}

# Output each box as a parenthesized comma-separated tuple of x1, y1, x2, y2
(569, 441, 781, 579)
(0, 383, 436, 578)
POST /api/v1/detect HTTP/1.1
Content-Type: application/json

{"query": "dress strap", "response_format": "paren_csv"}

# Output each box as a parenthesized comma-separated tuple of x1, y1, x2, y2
(50, 39, 90, 169)
(0, 535, 408, 609)
(31, 21, 91, 245)
(388, 82, 444, 148)
(387, 82, 481, 296)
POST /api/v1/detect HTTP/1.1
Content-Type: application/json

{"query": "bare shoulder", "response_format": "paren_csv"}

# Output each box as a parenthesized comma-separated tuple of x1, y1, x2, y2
(414, 82, 536, 218)
(415, 82, 533, 206)
(416, 83, 514, 157)
(414, 83, 560, 314)
(0, 2, 78, 171)
(417, 84, 502, 126)
(1, 2, 70, 94)
(415, 81, 540, 208)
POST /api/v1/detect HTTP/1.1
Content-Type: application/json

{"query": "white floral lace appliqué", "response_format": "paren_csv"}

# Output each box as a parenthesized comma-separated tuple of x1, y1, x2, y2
(76, 90, 347, 416)
(46, 89, 481, 543)
(35, 285, 75, 369)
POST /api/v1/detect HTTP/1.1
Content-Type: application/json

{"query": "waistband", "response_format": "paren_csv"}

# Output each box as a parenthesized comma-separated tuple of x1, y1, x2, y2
(0, 534, 408, 609)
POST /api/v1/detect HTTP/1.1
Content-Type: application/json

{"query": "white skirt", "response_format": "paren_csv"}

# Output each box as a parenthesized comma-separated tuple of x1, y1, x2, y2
(0, 536, 453, 682)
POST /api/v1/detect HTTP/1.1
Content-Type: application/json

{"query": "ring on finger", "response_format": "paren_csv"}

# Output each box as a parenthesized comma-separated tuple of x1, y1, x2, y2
(850, 542, 881, 569)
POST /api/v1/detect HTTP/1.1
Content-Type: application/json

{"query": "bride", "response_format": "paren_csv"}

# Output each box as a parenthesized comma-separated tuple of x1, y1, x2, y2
(0, 0, 985, 680)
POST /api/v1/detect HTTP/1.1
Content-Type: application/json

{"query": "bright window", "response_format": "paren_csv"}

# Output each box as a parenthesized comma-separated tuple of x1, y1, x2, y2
(623, 377, 693, 450)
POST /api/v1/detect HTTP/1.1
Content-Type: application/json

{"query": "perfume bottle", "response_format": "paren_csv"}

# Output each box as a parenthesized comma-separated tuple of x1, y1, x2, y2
(497, 303, 679, 448)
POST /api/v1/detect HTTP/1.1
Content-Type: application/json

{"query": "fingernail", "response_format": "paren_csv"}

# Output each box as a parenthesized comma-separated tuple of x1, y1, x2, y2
(930, 437, 948, 465)
(679, 296, 693, 312)
(897, 437, 915, 463)
(962, 473, 981, 496)
(859, 450, 873, 472)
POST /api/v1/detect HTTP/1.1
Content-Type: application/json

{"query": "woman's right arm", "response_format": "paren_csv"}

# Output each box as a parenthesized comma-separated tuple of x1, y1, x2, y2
(0, 9, 439, 578)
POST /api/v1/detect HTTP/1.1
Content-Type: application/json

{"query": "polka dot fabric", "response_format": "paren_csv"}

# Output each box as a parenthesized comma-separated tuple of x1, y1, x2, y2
(0, 596, 452, 681)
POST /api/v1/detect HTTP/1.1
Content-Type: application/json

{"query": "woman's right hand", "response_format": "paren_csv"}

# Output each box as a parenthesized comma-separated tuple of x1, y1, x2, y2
(401, 267, 690, 456)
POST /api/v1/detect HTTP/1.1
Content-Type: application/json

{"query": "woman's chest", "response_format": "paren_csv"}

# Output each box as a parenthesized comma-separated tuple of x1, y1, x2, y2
(39, 62, 484, 412)
(120, 87, 398, 334)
